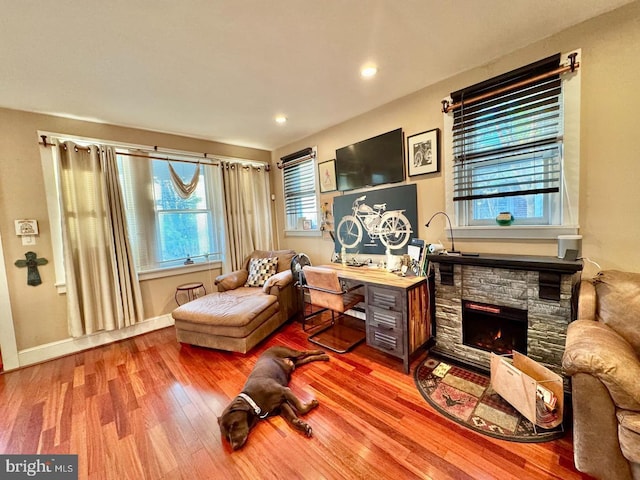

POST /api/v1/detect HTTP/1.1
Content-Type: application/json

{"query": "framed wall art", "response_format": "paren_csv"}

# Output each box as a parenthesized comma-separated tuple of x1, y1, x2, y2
(318, 159, 337, 193)
(333, 184, 417, 254)
(407, 128, 440, 177)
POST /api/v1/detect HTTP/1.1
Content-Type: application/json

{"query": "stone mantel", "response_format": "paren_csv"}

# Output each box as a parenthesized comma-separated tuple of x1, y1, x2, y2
(426, 253, 583, 274)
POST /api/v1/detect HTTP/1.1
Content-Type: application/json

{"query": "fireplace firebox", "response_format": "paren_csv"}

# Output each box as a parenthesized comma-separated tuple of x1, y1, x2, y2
(462, 300, 527, 355)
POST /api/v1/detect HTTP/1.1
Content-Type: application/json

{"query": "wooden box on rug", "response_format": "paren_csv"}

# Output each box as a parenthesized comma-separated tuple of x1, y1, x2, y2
(490, 352, 563, 430)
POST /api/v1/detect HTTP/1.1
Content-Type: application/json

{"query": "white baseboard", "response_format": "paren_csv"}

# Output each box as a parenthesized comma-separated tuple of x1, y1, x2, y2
(16, 314, 175, 369)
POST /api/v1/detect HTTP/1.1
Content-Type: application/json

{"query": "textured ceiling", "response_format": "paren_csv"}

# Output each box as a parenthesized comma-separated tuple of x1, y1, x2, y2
(0, 0, 633, 150)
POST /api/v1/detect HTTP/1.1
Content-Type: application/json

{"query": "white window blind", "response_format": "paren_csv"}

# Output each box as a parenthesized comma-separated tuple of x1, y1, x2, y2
(282, 148, 318, 231)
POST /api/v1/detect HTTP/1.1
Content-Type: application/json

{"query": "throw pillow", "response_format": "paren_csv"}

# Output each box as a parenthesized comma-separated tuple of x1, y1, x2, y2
(245, 257, 279, 287)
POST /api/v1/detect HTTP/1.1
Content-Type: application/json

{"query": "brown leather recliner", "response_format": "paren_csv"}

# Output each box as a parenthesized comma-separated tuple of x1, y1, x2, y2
(562, 270, 640, 480)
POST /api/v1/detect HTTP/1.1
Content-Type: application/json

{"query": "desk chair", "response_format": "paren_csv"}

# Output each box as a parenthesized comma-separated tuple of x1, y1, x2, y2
(302, 266, 366, 353)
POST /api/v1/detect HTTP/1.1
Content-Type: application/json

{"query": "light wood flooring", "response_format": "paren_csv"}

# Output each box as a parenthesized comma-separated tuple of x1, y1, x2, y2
(0, 318, 594, 480)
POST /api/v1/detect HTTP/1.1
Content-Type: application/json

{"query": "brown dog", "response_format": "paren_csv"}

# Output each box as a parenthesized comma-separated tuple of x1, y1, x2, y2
(217, 346, 329, 450)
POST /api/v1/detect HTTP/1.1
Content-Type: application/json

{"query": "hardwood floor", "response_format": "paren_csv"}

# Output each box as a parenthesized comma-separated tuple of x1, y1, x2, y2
(0, 319, 594, 480)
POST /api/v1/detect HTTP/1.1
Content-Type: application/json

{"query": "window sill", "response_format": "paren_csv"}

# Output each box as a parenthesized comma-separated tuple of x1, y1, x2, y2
(284, 229, 322, 238)
(138, 260, 223, 281)
(52, 260, 223, 292)
(451, 225, 579, 240)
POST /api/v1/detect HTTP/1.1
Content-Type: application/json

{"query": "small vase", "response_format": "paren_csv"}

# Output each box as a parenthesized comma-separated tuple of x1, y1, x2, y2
(496, 212, 514, 226)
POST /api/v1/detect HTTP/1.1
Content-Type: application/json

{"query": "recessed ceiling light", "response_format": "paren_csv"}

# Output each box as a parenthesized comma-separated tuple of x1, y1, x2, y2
(275, 115, 287, 124)
(361, 66, 378, 78)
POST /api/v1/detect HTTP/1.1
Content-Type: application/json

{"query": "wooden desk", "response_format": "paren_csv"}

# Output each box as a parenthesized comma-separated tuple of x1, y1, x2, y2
(318, 264, 432, 373)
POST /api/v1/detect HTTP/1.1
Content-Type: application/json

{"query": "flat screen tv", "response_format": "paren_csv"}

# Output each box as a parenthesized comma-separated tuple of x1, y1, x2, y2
(335, 128, 405, 191)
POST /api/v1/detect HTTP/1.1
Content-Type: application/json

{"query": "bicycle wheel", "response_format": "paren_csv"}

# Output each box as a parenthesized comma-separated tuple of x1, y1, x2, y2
(414, 150, 424, 167)
(379, 212, 412, 249)
(336, 216, 362, 249)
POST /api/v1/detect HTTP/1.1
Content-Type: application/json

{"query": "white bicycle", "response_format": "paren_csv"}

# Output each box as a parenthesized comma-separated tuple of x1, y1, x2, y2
(336, 195, 412, 250)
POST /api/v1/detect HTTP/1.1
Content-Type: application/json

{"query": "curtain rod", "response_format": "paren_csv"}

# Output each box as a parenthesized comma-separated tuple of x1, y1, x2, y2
(38, 134, 270, 171)
(442, 52, 579, 114)
(115, 150, 219, 167)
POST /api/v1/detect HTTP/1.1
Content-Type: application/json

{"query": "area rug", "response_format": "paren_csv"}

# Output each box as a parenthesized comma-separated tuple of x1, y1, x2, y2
(414, 356, 564, 442)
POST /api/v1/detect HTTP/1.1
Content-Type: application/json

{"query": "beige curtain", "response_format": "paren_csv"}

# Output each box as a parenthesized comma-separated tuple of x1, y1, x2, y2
(57, 142, 144, 337)
(221, 162, 273, 270)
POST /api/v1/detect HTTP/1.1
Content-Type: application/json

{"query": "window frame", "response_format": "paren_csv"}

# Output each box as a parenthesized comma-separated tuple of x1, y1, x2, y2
(148, 158, 221, 269)
(444, 50, 581, 240)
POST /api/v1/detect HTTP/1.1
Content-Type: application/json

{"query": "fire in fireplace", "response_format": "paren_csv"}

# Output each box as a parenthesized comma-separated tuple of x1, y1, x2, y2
(462, 300, 528, 355)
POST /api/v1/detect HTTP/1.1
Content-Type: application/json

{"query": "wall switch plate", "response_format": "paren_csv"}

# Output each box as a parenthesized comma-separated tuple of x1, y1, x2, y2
(21, 235, 36, 246)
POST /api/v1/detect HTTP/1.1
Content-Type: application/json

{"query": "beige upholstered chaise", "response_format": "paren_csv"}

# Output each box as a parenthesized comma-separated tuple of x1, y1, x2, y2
(172, 249, 299, 353)
(562, 270, 640, 480)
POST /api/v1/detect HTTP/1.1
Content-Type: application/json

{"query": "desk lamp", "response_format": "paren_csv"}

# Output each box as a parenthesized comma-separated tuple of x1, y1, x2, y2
(425, 211, 459, 255)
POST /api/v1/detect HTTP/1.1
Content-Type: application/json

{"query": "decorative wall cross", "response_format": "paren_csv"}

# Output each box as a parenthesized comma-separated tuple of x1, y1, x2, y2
(15, 251, 48, 286)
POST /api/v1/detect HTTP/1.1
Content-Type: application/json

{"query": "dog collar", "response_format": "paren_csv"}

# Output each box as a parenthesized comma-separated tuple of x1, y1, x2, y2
(238, 393, 269, 419)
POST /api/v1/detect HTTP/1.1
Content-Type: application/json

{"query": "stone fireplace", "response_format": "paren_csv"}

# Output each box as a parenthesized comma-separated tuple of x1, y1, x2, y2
(427, 254, 582, 376)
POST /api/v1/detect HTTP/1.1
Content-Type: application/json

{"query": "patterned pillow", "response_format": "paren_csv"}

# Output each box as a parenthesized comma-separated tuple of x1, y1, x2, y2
(245, 257, 279, 287)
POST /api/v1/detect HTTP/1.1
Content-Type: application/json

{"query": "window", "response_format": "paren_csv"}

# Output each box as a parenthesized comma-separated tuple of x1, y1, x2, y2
(117, 153, 226, 270)
(282, 147, 319, 233)
(41, 134, 271, 287)
(445, 51, 581, 236)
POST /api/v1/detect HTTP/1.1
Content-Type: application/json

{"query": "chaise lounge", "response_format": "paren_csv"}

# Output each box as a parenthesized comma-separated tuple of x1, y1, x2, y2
(172, 249, 300, 353)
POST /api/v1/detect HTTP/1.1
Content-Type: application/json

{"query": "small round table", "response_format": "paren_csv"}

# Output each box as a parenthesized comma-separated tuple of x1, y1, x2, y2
(175, 282, 206, 306)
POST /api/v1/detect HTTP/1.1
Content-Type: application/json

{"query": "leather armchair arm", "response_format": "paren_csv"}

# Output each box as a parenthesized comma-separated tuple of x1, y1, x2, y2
(215, 270, 248, 292)
(563, 319, 640, 410)
(577, 279, 597, 320)
(263, 270, 293, 294)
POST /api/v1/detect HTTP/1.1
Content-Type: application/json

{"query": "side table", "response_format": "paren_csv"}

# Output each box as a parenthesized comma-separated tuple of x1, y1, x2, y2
(175, 282, 206, 306)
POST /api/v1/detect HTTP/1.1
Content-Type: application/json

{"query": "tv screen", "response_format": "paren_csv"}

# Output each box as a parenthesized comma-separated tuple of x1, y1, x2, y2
(335, 128, 405, 191)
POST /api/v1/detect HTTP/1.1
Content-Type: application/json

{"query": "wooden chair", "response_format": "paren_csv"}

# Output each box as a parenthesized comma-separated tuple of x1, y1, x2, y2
(302, 266, 366, 353)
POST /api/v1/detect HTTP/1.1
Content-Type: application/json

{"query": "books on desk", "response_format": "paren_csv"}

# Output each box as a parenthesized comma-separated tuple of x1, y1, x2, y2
(408, 238, 430, 276)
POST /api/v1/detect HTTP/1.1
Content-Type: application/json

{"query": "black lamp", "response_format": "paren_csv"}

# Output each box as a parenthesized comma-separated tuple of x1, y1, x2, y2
(425, 211, 459, 255)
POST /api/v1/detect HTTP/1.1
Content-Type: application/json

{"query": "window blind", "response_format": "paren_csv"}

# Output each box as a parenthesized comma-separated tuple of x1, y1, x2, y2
(283, 157, 316, 215)
(451, 54, 563, 202)
(282, 148, 317, 230)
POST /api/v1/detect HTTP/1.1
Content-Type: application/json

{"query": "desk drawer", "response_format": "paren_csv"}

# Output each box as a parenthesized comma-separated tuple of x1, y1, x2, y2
(367, 325, 403, 357)
(368, 305, 403, 330)
(367, 286, 403, 312)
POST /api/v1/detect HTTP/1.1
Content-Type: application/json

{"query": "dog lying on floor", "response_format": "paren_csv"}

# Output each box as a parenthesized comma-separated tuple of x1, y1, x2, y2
(217, 346, 330, 450)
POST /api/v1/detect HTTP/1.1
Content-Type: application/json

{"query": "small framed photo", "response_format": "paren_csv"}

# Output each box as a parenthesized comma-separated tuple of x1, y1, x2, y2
(407, 128, 440, 177)
(318, 159, 337, 193)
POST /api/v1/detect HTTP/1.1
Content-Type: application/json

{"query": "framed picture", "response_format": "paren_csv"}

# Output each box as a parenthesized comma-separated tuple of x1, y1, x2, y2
(318, 159, 337, 193)
(407, 128, 440, 177)
(14, 219, 39, 236)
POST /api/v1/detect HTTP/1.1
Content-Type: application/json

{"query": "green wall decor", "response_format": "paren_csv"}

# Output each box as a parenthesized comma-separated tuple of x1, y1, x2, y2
(15, 251, 48, 286)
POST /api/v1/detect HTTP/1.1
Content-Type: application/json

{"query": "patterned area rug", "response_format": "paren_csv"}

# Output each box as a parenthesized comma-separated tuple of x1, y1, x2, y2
(414, 356, 564, 442)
